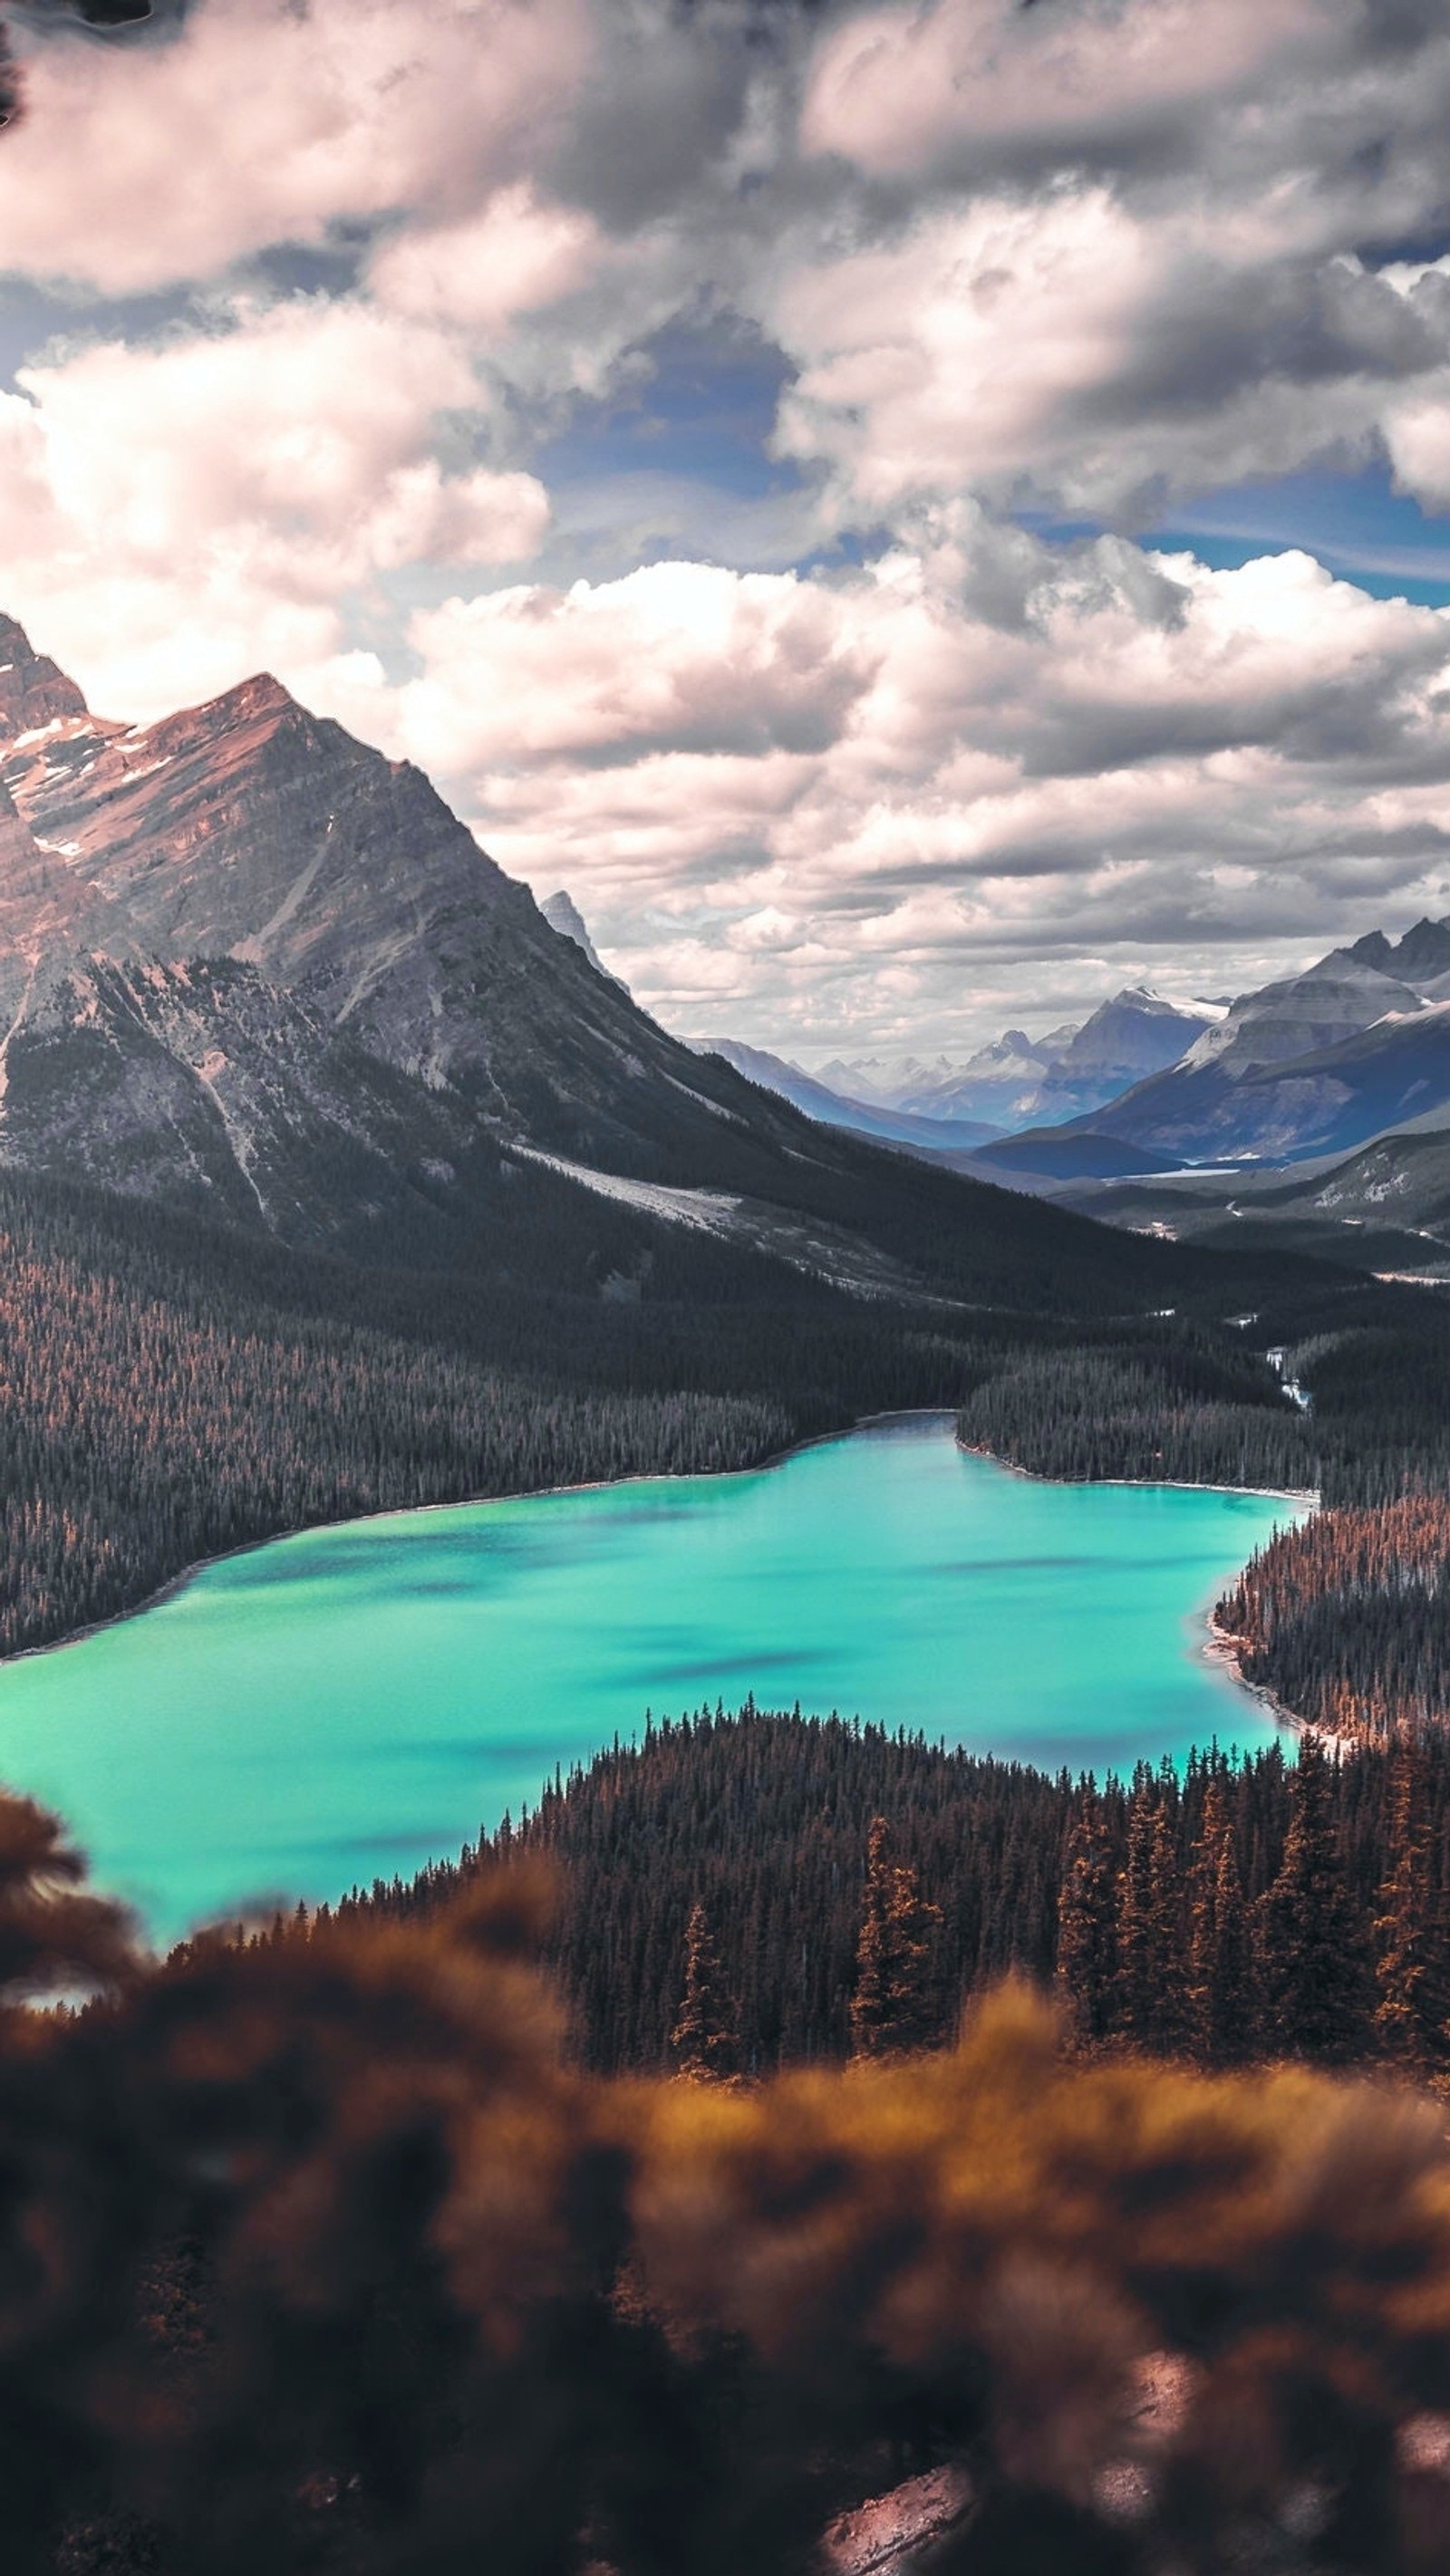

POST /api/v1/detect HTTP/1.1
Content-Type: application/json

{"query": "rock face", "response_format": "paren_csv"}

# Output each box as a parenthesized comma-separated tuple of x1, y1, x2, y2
(541, 889, 619, 985)
(1038, 947, 1450, 1165)
(0, 952, 487, 1243)
(0, 613, 89, 741)
(1050, 987, 1221, 1086)
(972, 923, 1450, 1171)
(0, 616, 840, 1247)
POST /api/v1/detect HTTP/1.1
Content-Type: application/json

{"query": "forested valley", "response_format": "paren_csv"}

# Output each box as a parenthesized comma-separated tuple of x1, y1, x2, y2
(0, 1160, 1348, 1660)
(1, 1147, 1449, 1757)
(0, 1169, 991, 1655)
(4, 1126, 1450, 2570)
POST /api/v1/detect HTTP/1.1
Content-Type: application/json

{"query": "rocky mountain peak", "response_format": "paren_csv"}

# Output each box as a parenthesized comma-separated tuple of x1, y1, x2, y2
(542, 886, 600, 960)
(140, 667, 317, 767)
(1346, 914, 1450, 987)
(0, 606, 817, 1240)
(0, 615, 89, 742)
(1050, 987, 1209, 1082)
(1388, 914, 1450, 982)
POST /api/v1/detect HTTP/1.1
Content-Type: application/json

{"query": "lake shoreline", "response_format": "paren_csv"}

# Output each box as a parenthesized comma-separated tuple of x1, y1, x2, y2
(956, 1434, 1323, 1744)
(956, 1437, 1318, 1510)
(8, 1412, 1319, 1768)
(1201, 1610, 1353, 1753)
(0, 1414, 1308, 1936)
(5, 1406, 959, 1671)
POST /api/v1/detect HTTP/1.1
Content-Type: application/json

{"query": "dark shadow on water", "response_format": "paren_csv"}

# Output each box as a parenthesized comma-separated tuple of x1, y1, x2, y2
(630, 1650, 826, 1685)
(931, 1556, 1107, 1574)
(353, 1737, 566, 1765)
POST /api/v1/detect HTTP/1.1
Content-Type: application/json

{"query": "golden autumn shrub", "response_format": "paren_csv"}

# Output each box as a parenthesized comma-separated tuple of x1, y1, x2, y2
(2, 1801, 1450, 2571)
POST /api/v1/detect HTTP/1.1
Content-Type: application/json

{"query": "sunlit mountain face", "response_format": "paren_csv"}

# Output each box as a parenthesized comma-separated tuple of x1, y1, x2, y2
(5, 0, 1450, 1060)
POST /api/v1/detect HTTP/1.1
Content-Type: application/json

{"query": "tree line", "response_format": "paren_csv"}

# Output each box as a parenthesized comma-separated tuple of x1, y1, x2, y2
(1220, 1494, 1450, 1743)
(956, 1333, 1313, 1494)
(343, 1704, 1450, 2088)
(0, 1171, 1006, 1658)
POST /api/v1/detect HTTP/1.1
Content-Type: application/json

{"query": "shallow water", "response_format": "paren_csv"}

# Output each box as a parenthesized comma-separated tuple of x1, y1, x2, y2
(0, 1416, 1306, 1936)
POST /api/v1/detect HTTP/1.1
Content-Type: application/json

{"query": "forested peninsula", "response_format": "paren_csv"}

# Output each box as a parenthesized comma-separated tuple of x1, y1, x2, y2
(354, 1703, 1450, 2082)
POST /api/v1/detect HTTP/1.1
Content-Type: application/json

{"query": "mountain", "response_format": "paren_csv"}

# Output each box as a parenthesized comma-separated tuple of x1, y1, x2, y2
(539, 888, 623, 986)
(0, 625, 930, 1262)
(974, 929, 1450, 1174)
(891, 1027, 1068, 1126)
(811, 1049, 983, 1108)
(1046, 987, 1448, 1166)
(1293, 1124, 1450, 1240)
(1060, 1110, 1450, 1277)
(1003, 986, 1225, 1125)
(695, 1038, 1002, 1150)
(0, 612, 1313, 1319)
(1049, 986, 1225, 1083)
(1347, 915, 1450, 984)
(808, 989, 1220, 1134)
(1168, 950, 1422, 1080)
(695, 989, 1218, 1155)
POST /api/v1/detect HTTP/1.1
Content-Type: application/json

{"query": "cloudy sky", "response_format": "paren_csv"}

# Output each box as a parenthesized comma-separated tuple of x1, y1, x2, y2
(6, 0, 1450, 1056)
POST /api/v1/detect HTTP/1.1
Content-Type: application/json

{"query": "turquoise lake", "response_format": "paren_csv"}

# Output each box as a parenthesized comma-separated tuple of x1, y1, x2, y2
(0, 1416, 1307, 1939)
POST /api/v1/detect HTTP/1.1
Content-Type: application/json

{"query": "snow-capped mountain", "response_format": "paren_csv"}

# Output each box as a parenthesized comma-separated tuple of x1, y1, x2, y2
(1007, 925, 1450, 1168)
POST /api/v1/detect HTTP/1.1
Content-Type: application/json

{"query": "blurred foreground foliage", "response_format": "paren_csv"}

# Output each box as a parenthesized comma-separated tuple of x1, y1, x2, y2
(3, 1789, 1450, 2576)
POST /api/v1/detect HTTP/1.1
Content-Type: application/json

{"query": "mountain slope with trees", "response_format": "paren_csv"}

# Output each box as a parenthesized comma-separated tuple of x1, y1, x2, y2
(366, 1704, 1450, 2086)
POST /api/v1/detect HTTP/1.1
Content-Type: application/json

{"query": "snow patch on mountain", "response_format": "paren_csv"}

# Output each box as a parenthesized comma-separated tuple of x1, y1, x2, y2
(513, 1147, 740, 1232)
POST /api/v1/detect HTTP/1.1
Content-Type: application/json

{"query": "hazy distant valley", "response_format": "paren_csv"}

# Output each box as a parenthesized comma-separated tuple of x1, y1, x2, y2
(707, 915, 1450, 1282)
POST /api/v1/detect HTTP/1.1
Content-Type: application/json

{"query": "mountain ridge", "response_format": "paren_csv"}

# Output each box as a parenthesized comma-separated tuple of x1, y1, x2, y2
(0, 613, 1314, 1319)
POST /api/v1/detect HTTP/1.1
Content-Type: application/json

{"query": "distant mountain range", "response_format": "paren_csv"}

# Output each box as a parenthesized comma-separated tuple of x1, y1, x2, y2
(1003, 923, 1450, 1175)
(794, 987, 1227, 1134)
(695, 1039, 1003, 1153)
(717, 917, 1450, 1225)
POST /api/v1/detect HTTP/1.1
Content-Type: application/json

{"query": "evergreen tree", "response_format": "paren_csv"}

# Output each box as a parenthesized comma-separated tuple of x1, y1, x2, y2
(1054, 1791, 1118, 2045)
(1114, 1783, 1182, 2049)
(1259, 1733, 1368, 2064)
(1187, 1778, 1258, 2065)
(1372, 1740, 1450, 2073)
(671, 1899, 739, 2080)
(849, 1817, 942, 2059)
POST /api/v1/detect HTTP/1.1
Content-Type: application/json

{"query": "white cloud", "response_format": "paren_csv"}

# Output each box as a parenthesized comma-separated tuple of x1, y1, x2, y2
(316, 536, 1450, 1047)
(9, 0, 1450, 1045)
(367, 185, 607, 336)
(1387, 386, 1450, 508)
(0, 0, 593, 294)
(770, 189, 1167, 515)
(0, 299, 547, 718)
(800, 0, 1321, 179)
(399, 560, 877, 771)
(766, 186, 1450, 522)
